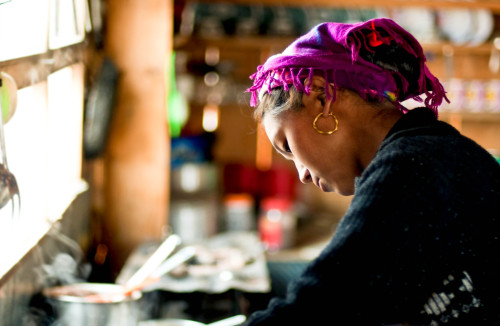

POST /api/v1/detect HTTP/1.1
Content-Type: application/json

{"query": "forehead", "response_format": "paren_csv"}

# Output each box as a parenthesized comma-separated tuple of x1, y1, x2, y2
(262, 107, 306, 141)
(257, 84, 305, 119)
(261, 110, 290, 143)
(262, 111, 283, 138)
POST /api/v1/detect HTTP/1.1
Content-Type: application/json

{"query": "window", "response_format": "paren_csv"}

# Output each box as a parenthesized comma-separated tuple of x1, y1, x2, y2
(0, 0, 90, 281)
(0, 64, 87, 280)
(0, 0, 49, 61)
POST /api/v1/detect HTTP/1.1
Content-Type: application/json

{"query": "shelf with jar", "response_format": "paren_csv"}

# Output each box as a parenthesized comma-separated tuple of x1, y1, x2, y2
(173, 3, 500, 123)
(174, 2, 500, 44)
(200, 0, 500, 13)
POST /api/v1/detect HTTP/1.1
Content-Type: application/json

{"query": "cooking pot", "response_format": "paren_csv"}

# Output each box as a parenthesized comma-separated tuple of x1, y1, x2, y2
(140, 320, 203, 326)
(139, 315, 246, 326)
(42, 238, 194, 326)
(43, 282, 143, 326)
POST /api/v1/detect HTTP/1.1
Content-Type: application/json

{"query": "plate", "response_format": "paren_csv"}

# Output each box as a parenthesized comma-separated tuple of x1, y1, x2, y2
(391, 8, 437, 43)
(469, 9, 494, 46)
(437, 9, 475, 45)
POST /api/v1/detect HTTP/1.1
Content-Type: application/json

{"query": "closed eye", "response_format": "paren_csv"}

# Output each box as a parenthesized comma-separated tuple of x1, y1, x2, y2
(283, 139, 292, 153)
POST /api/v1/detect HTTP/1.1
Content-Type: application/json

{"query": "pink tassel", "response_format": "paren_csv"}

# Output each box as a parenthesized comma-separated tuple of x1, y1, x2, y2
(304, 68, 314, 94)
(294, 68, 304, 92)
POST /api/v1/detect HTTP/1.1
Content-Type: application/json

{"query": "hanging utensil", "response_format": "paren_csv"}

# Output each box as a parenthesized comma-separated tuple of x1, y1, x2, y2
(0, 72, 20, 220)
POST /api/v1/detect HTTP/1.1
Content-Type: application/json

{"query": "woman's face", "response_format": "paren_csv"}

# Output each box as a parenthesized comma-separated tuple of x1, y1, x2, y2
(262, 83, 365, 196)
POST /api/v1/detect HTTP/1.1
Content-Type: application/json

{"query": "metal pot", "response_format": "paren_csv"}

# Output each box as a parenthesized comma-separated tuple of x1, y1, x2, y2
(140, 320, 204, 326)
(43, 283, 143, 326)
(139, 315, 246, 326)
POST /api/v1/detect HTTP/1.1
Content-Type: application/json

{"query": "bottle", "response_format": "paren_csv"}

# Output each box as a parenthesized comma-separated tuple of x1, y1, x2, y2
(258, 197, 296, 251)
(223, 193, 255, 232)
(167, 52, 189, 138)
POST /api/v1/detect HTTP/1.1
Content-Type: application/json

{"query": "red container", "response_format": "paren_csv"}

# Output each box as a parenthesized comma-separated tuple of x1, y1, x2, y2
(258, 197, 296, 251)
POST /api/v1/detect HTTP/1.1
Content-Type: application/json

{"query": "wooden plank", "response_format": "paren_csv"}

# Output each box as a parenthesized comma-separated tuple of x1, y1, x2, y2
(104, 0, 172, 278)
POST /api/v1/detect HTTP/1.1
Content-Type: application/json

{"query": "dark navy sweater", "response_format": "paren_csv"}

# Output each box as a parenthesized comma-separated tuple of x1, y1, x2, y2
(245, 108, 500, 326)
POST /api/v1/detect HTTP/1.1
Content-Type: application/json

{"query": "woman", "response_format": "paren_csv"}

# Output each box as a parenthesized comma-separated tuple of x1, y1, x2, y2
(244, 18, 500, 325)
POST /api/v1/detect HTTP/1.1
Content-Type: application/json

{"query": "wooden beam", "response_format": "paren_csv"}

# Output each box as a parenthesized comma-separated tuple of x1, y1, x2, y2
(104, 0, 172, 278)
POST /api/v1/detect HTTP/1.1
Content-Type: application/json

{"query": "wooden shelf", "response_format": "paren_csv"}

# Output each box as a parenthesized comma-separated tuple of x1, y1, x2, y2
(440, 111, 500, 122)
(199, 0, 500, 13)
(174, 35, 295, 51)
(175, 35, 497, 53)
(423, 42, 495, 55)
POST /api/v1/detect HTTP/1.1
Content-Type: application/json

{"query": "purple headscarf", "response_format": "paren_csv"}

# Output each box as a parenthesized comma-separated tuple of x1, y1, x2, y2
(247, 18, 448, 116)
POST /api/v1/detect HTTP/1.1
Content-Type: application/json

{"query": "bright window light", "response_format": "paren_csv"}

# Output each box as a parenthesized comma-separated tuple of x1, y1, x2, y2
(0, 0, 49, 61)
(46, 63, 85, 220)
(3, 82, 48, 226)
(0, 64, 86, 279)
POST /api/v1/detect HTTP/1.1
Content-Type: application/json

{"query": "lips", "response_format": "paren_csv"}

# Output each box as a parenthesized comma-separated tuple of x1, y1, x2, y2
(314, 177, 325, 191)
(315, 177, 330, 192)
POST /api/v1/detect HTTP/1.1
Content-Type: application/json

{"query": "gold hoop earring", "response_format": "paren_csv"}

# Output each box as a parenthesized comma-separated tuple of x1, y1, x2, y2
(313, 112, 338, 135)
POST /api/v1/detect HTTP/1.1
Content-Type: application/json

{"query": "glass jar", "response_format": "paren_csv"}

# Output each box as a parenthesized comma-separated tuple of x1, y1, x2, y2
(223, 193, 255, 232)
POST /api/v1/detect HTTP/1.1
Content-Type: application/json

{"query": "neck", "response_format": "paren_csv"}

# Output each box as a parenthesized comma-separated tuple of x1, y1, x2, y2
(358, 100, 404, 170)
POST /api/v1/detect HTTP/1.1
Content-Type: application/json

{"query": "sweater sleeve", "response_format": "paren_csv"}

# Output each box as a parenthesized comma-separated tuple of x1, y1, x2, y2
(244, 138, 460, 325)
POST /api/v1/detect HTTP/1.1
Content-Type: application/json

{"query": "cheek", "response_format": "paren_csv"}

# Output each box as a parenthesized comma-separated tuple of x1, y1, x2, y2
(312, 134, 358, 184)
(293, 133, 333, 173)
(329, 147, 361, 192)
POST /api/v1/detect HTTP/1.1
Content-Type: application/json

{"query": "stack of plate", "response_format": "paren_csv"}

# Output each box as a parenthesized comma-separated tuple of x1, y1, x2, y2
(390, 8, 494, 46)
(437, 8, 494, 45)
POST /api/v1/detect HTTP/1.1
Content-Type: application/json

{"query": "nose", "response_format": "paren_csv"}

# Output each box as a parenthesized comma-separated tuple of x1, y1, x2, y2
(296, 162, 312, 184)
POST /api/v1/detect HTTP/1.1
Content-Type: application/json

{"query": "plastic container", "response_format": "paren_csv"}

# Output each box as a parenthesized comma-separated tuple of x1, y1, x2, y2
(258, 198, 296, 251)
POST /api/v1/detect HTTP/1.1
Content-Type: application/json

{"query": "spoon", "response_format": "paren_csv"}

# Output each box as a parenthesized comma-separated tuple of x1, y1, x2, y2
(206, 315, 246, 326)
(124, 234, 181, 288)
(139, 314, 246, 326)
(84, 246, 196, 303)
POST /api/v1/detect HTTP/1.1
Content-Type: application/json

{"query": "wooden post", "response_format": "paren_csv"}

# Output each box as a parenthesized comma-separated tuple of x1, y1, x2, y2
(104, 0, 172, 277)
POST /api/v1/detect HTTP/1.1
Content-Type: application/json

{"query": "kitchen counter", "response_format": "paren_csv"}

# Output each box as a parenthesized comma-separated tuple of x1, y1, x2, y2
(117, 232, 271, 294)
(266, 211, 340, 262)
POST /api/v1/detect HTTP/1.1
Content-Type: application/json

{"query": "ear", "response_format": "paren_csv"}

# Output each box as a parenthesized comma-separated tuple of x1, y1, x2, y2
(306, 75, 326, 91)
(305, 74, 327, 92)
(304, 77, 335, 117)
(303, 76, 335, 116)
(322, 83, 336, 117)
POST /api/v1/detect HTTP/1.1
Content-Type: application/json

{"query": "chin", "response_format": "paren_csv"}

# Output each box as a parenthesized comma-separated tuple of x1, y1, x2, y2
(332, 184, 354, 196)
(320, 180, 354, 195)
(319, 183, 334, 193)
